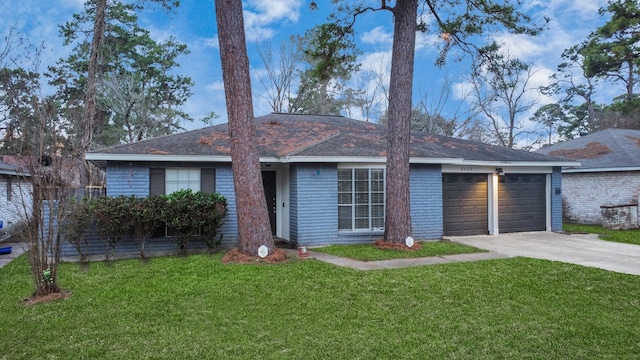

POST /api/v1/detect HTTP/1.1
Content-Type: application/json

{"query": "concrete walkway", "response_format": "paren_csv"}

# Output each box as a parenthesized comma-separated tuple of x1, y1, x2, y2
(293, 249, 508, 271)
(0, 242, 29, 269)
(448, 231, 640, 276)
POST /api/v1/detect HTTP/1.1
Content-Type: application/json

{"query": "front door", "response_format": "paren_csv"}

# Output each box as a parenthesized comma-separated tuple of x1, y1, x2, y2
(262, 171, 277, 235)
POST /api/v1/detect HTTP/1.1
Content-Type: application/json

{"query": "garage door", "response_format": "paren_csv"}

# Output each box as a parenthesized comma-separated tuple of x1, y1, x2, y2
(442, 174, 488, 236)
(498, 174, 546, 233)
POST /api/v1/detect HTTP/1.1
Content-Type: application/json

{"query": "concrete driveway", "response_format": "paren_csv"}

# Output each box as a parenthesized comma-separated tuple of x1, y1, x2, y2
(448, 232, 640, 276)
(0, 243, 29, 269)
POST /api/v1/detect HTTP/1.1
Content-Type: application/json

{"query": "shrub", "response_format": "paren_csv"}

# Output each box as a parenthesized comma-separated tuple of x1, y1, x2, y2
(162, 189, 228, 255)
(60, 199, 93, 263)
(89, 196, 134, 261)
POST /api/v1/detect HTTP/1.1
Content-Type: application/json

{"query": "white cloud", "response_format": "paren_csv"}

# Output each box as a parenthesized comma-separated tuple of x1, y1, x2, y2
(243, 0, 302, 42)
(361, 26, 392, 46)
(202, 36, 219, 49)
(205, 81, 225, 92)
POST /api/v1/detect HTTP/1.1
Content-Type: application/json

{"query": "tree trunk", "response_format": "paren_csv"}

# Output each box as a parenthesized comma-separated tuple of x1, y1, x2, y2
(83, 0, 106, 153)
(215, 0, 274, 256)
(384, 0, 417, 244)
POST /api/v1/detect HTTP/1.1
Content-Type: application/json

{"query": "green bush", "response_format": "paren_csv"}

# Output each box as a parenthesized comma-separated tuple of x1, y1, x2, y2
(129, 195, 166, 259)
(162, 189, 228, 255)
(60, 199, 93, 263)
(89, 196, 133, 261)
(64, 191, 227, 260)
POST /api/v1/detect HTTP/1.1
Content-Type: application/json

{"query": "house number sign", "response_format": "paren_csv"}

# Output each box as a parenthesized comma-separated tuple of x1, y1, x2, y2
(460, 167, 473, 172)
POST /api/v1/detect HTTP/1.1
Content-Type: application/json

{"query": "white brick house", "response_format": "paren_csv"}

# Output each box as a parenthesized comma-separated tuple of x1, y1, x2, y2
(0, 160, 32, 237)
(537, 129, 640, 225)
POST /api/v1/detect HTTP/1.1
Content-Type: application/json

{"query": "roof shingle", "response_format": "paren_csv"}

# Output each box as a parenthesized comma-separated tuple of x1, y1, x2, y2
(89, 113, 569, 164)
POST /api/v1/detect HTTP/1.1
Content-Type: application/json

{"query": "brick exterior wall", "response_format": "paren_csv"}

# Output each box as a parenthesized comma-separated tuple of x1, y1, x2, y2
(563, 171, 640, 224)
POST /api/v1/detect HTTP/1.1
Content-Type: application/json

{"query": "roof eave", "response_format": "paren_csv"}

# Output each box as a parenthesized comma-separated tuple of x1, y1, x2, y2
(563, 166, 640, 173)
(282, 156, 464, 164)
(459, 160, 581, 167)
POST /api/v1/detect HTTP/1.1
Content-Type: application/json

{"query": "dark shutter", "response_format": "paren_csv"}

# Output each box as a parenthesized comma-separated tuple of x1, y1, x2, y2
(149, 168, 165, 195)
(201, 168, 216, 193)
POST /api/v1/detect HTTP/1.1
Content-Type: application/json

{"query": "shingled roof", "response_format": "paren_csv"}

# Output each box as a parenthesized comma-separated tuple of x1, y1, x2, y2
(0, 159, 21, 176)
(87, 113, 573, 167)
(536, 128, 640, 172)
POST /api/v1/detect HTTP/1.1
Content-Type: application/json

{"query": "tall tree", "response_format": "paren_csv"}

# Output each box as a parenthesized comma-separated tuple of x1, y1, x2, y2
(291, 23, 361, 115)
(469, 45, 541, 148)
(215, 0, 274, 256)
(582, 0, 640, 100)
(82, 0, 106, 153)
(256, 40, 303, 113)
(325, 0, 545, 243)
(49, 0, 192, 151)
(382, 0, 417, 244)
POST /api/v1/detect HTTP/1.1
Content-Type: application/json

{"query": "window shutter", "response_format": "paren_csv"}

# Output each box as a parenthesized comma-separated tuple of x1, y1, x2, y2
(201, 168, 216, 193)
(149, 168, 165, 195)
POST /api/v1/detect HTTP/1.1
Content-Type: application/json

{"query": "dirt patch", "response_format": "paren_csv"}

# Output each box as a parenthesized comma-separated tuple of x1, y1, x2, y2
(549, 142, 612, 159)
(222, 248, 289, 264)
(23, 291, 72, 306)
(625, 135, 640, 147)
(374, 239, 422, 251)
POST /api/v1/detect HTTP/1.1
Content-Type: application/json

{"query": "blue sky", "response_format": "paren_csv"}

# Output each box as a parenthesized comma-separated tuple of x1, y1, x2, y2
(1, 0, 613, 146)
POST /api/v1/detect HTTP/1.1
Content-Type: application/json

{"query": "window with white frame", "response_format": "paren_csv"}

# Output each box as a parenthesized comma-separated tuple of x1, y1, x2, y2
(338, 168, 385, 231)
(165, 168, 200, 194)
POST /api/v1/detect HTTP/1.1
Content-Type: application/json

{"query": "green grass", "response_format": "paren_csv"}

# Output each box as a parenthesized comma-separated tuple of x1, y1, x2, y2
(313, 241, 486, 261)
(1, 254, 639, 359)
(564, 223, 640, 245)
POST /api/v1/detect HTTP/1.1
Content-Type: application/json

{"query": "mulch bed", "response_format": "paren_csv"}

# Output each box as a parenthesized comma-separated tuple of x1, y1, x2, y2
(222, 248, 288, 264)
(23, 291, 72, 306)
(374, 239, 422, 251)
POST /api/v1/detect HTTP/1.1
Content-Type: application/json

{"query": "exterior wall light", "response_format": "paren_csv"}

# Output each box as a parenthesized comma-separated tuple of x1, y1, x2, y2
(495, 167, 505, 176)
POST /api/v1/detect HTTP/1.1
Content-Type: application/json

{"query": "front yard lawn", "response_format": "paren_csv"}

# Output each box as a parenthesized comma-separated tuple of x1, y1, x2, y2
(313, 240, 486, 261)
(1, 254, 639, 359)
(564, 223, 640, 245)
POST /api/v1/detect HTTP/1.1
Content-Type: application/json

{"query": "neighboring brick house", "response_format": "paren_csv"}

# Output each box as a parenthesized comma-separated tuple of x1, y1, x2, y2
(0, 159, 32, 237)
(81, 113, 574, 257)
(537, 128, 640, 225)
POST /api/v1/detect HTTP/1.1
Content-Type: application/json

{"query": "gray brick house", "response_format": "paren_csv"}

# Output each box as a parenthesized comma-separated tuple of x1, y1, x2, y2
(83, 113, 574, 252)
(537, 128, 640, 225)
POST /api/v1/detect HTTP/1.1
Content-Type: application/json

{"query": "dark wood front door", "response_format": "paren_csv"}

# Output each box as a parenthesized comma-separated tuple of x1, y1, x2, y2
(262, 171, 277, 235)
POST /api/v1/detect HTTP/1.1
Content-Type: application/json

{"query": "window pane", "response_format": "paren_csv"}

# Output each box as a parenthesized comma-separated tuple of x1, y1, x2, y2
(355, 193, 369, 204)
(355, 180, 368, 192)
(338, 193, 352, 205)
(338, 180, 352, 192)
(371, 204, 384, 218)
(371, 193, 384, 204)
(337, 168, 385, 231)
(338, 206, 352, 230)
(338, 169, 352, 181)
(355, 218, 369, 230)
(372, 217, 384, 229)
(355, 205, 368, 218)
(166, 168, 200, 194)
(355, 169, 368, 180)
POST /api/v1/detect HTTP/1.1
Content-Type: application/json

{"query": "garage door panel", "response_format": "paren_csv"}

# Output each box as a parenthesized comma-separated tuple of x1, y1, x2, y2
(498, 174, 546, 233)
(443, 174, 488, 236)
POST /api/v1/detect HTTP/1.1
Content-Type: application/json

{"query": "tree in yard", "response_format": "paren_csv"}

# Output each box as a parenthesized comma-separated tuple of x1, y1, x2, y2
(290, 23, 361, 115)
(4, 86, 75, 298)
(0, 32, 72, 297)
(215, 0, 274, 257)
(582, 0, 640, 101)
(49, 0, 192, 151)
(323, 0, 546, 243)
(256, 39, 304, 113)
(469, 45, 542, 148)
